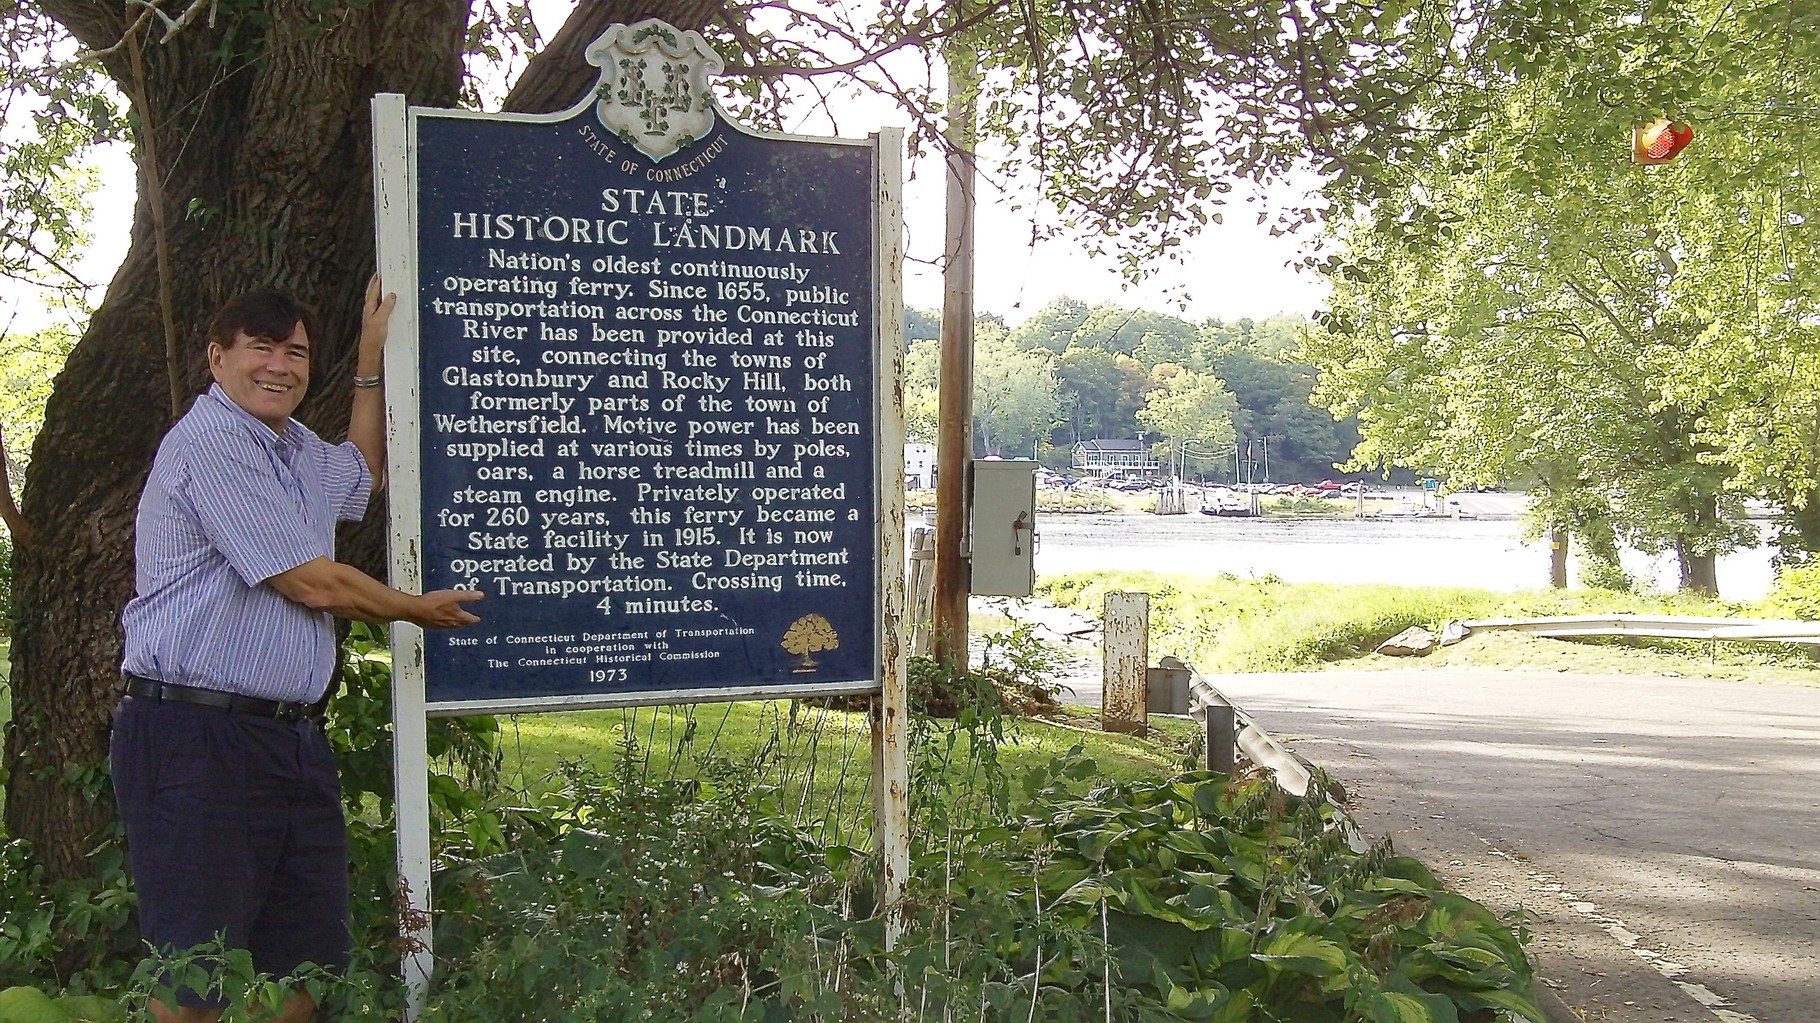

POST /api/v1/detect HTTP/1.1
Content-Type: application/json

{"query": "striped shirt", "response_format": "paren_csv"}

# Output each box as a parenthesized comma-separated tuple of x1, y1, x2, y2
(121, 384, 373, 702)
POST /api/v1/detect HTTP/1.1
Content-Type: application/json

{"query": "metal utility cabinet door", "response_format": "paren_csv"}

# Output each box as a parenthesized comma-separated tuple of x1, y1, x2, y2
(969, 459, 1038, 596)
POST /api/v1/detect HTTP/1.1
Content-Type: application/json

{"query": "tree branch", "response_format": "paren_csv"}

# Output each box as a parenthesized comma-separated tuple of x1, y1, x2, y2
(0, 422, 32, 546)
(122, 26, 184, 419)
(1559, 271, 1643, 348)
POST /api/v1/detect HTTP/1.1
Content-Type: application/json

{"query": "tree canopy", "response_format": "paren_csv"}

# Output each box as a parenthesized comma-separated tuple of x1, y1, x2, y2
(1302, 0, 1819, 591)
(1136, 366, 1239, 475)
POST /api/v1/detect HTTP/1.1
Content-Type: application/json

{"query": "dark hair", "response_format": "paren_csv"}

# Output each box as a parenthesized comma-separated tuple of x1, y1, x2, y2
(207, 290, 322, 363)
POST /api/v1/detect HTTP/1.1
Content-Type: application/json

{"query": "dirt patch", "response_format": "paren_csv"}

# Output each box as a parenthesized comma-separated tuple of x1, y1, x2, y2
(1341, 628, 1820, 687)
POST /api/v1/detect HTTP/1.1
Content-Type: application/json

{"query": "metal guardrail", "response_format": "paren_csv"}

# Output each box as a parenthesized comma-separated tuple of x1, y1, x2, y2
(1461, 614, 1820, 645)
(1161, 656, 1315, 798)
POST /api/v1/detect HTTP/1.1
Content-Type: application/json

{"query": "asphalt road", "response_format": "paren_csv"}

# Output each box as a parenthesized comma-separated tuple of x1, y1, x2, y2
(1203, 668, 1820, 1023)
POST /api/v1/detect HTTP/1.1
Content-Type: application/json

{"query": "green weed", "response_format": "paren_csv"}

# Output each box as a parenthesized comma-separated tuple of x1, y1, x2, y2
(0, 621, 1546, 1021)
(1038, 571, 1812, 675)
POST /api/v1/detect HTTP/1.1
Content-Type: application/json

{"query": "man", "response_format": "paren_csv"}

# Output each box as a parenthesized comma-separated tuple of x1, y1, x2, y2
(114, 276, 482, 1022)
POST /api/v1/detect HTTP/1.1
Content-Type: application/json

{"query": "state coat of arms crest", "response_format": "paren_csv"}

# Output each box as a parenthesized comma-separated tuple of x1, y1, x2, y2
(586, 19, 724, 163)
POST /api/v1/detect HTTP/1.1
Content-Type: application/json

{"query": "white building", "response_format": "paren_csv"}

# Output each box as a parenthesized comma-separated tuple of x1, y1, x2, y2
(1072, 438, 1156, 477)
(905, 442, 936, 489)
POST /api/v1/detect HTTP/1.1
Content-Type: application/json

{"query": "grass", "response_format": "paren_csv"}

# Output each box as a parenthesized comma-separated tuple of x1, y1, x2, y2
(17, 567, 1812, 841)
(1037, 570, 1820, 681)
(485, 697, 1202, 843)
(0, 624, 1196, 839)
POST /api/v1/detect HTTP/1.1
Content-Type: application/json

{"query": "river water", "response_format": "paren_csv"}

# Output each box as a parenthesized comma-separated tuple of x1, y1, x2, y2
(1025, 513, 1778, 600)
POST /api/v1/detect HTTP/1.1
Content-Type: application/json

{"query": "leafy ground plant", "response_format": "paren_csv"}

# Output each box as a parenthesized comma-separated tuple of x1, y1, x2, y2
(987, 758, 1545, 1021)
(409, 743, 1543, 1021)
(0, 629, 1545, 1022)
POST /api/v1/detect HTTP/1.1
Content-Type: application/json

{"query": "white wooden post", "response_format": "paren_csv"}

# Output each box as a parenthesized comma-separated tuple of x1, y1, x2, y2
(870, 127, 911, 957)
(1102, 591, 1149, 735)
(371, 92, 436, 1018)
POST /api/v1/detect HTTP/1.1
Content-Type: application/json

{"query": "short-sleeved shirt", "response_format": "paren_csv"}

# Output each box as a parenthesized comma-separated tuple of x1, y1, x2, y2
(121, 384, 373, 702)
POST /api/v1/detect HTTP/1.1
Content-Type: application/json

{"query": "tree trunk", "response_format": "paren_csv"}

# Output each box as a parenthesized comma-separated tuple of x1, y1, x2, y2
(5, 0, 729, 885)
(1549, 527, 1568, 589)
(1677, 490, 1721, 596)
(1679, 537, 1719, 595)
(5, 0, 466, 881)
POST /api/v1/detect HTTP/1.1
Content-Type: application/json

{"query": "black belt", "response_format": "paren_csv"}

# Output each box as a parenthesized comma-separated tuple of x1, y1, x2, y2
(125, 676, 323, 722)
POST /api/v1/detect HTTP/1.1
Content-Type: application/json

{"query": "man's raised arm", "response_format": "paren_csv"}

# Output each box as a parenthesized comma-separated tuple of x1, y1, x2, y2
(348, 274, 395, 490)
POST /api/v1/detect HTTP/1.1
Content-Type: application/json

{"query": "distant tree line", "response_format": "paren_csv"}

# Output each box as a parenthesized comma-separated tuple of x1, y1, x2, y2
(902, 299, 1358, 484)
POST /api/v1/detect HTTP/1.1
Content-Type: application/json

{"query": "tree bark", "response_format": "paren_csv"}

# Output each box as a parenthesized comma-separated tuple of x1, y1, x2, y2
(4, 0, 470, 881)
(1549, 527, 1568, 589)
(1679, 535, 1720, 596)
(5, 0, 731, 883)
(1676, 490, 1721, 596)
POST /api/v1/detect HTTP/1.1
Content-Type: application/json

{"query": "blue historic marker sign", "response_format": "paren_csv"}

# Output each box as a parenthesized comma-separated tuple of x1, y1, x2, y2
(390, 24, 887, 710)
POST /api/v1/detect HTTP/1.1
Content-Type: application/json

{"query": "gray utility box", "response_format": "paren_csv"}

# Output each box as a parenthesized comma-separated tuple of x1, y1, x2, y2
(969, 459, 1038, 596)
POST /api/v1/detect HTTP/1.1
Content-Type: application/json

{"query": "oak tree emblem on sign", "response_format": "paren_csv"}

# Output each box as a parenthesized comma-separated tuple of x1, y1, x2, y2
(782, 614, 839, 673)
(585, 19, 723, 163)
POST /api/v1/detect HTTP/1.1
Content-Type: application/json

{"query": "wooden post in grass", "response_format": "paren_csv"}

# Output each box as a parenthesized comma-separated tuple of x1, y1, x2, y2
(906, 525, 935, 657)
(1102, 592, 1149, 735)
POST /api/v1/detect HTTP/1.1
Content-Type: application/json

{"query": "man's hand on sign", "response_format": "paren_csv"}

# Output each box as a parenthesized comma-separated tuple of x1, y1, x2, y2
(361, 274, 398, 360)
(415, 588, 485, 628)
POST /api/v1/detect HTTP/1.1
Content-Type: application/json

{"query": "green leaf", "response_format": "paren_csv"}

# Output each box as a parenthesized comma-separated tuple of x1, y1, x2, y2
(1154, 961, 1232, 1020)
(1076, 825, 1135, 863)
(1253, 927, 1350, 978)
(557, 829, 617, 879)
(1196, 926, 1254, 970)
(1164, 831, 1228, 863)
(0, 987, 70, 1023)
(47, 996, 124, 1023)
(1107, 910, 1200, 984)
(1055, 875, 1113, 906)
(1380, 976, 1461, 1023)
(1363, 876, 1433, 896)
(1113, 869, 1216, 929)
(1192, 780, 1226, 818)
(1449, 985, 1547, 1021)
(1362, 990, 1440, 1023)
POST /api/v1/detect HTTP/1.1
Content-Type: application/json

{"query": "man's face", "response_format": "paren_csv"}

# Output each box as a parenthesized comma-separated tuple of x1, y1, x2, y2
(209, 322, 310, 432)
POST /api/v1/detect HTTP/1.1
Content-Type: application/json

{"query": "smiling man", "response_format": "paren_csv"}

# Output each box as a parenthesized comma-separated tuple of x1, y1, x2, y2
(113, 277, 482, 1022)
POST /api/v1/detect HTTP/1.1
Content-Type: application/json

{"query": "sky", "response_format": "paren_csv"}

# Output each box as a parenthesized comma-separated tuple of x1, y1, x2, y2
(3, 6, 1328, 333)
(525, 2, 1331, 326)
(890, 158, 1329, 325)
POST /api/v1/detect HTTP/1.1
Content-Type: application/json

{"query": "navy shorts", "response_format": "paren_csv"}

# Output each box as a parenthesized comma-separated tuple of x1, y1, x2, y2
(110, 694, 350, 1007)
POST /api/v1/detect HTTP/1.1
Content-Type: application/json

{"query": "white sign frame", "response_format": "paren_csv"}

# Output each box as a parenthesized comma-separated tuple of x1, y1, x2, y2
(369, 26, 907, 1011)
